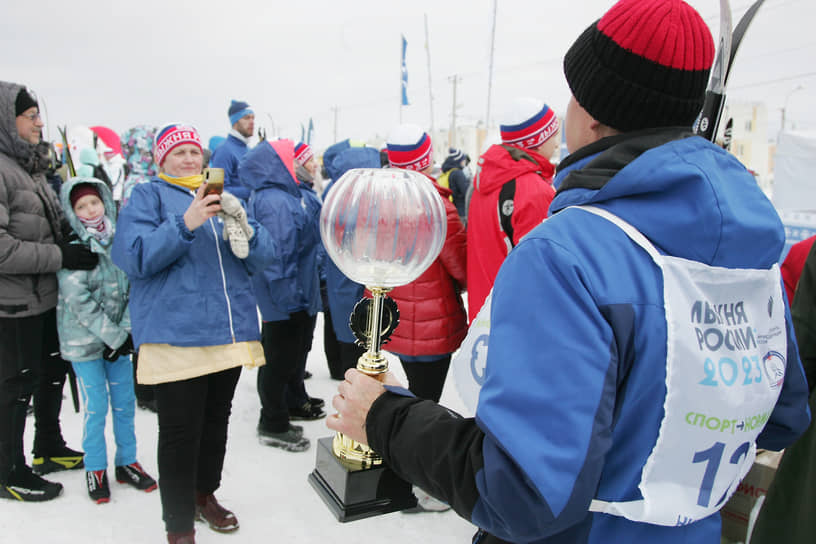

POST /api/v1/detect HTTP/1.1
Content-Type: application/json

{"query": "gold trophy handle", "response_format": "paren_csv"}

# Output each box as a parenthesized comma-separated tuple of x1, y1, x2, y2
(333, 286, 393, 468)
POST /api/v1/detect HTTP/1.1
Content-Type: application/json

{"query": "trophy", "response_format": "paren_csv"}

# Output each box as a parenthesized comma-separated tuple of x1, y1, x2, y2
(308, 167, 447, 521)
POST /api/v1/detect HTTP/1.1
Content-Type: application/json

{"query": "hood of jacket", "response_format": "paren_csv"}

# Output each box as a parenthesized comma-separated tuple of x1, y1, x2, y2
(552, 128, 784, 267)
(321, 146, 382, 202)
(441, 154, 463, 173)
(59, 176, 118, 250)
(332, 147, 381, 178)
(0, 81, 49, 173)
(474, 144, 554, 195)
(323, 139, 372, 182)
(238, 139, 299, 196)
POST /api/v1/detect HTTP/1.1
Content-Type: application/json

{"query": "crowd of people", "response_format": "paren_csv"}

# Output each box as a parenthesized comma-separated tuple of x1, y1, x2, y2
(1, 1, 815, 543)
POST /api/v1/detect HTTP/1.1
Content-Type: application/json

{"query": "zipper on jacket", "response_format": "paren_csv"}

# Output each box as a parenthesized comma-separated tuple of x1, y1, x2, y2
(209, 218, 236, 342)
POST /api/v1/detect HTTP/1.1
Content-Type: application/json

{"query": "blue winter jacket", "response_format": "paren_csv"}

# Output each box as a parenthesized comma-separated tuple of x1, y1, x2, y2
(298, 176, 325, 309)
(241, 140, 320, 321)
(111, 178, 276, 348)
(57, 177, 130, 361)
(210, 133, 251, 201)
(321, 147, 382, 343)
(365, 129, 811, 544)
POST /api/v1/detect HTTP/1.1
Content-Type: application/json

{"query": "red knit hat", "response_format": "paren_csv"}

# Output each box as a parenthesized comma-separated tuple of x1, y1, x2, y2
(386, 124, 433, 172)
(294, 142, 314, 165)
(70, 183, 100, 209)
(500, 98, 560, 150)
(564, 0, 715, 132)
(153, 123, 203, 166)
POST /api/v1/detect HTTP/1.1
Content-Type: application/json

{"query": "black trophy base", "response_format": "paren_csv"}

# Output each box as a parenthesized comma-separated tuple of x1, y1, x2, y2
(308, 436, 417, 522)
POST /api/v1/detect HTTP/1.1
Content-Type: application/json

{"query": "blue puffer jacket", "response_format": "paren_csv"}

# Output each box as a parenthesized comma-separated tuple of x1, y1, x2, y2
(321, 147, 382, 343)
(210, 133, 251, 201)
(241, 140, 320, 321)
(57, 177, 130, 361)
(111, 178, 276, 348)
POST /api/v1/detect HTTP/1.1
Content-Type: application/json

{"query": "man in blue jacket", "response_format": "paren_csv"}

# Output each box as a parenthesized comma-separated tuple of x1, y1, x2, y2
(210, 99, 254, 201)
(326, 1, 812, 543)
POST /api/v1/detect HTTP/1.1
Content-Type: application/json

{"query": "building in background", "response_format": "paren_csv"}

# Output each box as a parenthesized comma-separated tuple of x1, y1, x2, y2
(721, 102, 771, 196)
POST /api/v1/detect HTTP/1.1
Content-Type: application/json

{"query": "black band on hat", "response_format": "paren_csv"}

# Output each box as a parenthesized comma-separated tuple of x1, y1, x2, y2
(564, 24, 710, 132)
(15, 88, 38, 117)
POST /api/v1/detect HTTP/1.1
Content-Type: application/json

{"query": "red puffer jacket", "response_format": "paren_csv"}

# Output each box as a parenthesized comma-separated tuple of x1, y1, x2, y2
(385, 180, 467, 356)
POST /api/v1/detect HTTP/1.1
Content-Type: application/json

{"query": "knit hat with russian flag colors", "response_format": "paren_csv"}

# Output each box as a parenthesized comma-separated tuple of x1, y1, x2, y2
(563, 0, 714, 132)
(294, 142, 314, 166)
(500, 98, 560, 150)
(153, 123, 203, 167)
(386, 124, 433, 172)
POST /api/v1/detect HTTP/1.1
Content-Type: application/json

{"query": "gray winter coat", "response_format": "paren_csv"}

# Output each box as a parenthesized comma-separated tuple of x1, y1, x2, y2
(0, 81, 67, 317)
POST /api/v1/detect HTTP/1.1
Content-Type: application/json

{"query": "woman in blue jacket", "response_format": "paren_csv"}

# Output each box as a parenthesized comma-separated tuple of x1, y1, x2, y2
(112, 123, 276, 544)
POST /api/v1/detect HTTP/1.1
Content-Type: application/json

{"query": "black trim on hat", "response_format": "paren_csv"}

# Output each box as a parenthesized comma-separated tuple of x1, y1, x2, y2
(15, 88, 38, 117)
(564, 24, 710, 132)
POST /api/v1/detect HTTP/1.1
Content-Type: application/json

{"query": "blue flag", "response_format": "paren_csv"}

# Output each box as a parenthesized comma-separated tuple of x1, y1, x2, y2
(307, 118, 314, 145)
(401, 35, 409, 106)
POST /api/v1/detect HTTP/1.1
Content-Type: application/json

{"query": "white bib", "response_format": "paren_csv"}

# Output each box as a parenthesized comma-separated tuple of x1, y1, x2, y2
(452, 205, 788, 525)
(453, 293, 492, 416)
(579, 206, 787, 526)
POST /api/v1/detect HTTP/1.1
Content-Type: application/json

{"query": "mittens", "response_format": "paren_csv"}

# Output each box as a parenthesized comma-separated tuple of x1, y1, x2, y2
(103, 334, 135, 362)
(59, 241, 99, 270)
(218, 191, 254, 259)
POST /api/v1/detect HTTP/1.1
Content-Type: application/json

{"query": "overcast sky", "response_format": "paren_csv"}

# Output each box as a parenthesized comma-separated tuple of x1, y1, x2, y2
(2, 0, 814, 152)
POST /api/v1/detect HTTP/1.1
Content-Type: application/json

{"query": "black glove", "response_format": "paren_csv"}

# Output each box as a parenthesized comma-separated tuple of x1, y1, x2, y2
(103, 334, 134, 362)
(118, 334, 135, 356)
(59, 241, 98, 270)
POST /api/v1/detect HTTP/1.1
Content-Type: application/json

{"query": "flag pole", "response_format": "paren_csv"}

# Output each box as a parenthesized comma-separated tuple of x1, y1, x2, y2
(399, 35, 402, 123)
(485, 0, 498, 131)
(424, 14, 435, 134)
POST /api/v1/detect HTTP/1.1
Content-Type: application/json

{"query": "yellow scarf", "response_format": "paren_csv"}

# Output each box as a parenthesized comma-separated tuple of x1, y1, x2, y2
(158, 173, 204, 191)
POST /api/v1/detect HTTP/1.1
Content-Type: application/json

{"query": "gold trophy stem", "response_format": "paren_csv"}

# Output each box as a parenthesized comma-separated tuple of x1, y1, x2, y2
(333, 286, 392, 468)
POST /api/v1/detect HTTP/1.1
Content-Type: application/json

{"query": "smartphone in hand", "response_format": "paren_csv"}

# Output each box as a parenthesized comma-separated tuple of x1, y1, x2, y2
(202, 167, 224, 196)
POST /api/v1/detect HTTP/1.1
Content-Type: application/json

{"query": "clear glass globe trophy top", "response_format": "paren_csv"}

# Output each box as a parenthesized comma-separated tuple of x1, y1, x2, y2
(320, 167, 446, 289)
(316, 167, 446, 485)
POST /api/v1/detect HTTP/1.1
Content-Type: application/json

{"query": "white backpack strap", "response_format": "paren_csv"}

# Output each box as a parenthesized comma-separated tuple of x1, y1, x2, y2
(571, 205, 661, 262)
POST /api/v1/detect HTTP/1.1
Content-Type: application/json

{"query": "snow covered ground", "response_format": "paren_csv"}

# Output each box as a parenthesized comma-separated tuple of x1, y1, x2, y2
(2, 314, 477, 543)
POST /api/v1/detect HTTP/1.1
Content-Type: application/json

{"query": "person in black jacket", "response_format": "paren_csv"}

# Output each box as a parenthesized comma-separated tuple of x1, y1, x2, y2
(438, 147, 470, 223)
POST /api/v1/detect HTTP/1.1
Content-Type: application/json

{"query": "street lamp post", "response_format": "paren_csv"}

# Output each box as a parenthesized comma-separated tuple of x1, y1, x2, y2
(781, 84, 805, 135)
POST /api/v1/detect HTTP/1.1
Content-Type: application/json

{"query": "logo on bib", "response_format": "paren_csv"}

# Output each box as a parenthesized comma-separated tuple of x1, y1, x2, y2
(470, 334, 489, 385)
(762, 351, 785, 389)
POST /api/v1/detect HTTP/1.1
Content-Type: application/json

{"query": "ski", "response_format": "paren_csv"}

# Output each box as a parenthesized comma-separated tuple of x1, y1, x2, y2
(725, 0, 767, 85)
(695, 0, 766, 142)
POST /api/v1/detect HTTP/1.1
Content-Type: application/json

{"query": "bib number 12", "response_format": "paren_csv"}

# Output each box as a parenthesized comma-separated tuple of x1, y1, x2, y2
(692, 441, 751, 507)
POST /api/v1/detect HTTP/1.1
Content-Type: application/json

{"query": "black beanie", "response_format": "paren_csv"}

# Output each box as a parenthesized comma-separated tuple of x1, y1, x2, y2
(563, 0, 715, 132)
(15, 88, 38, 117)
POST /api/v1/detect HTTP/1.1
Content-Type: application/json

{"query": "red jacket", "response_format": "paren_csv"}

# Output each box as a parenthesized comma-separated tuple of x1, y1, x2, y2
(466, 144, 555, 322)
(782, 235, 816, 303)
(385, 181, 468, 356)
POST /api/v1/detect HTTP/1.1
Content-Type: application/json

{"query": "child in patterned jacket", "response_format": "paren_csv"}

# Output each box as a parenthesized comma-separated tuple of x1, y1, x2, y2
(56, 177, 156, 504)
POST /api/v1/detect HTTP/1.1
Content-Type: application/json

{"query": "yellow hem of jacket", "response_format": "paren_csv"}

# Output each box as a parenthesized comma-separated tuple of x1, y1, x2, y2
(136, 341, 265, 385)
